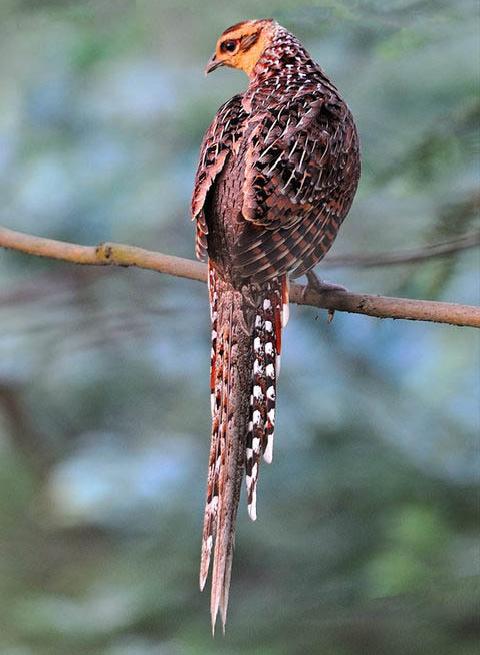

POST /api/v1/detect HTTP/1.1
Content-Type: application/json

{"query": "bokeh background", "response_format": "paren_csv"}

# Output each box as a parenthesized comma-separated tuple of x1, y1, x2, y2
(0, 1, 479, 654)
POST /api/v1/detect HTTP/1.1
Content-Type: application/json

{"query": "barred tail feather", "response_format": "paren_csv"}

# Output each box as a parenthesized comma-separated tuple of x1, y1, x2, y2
(200, 265, 221, 592)
(201, 265, 252, 633)
(245, 275, 288, 521)
(200, 266, 289, 632)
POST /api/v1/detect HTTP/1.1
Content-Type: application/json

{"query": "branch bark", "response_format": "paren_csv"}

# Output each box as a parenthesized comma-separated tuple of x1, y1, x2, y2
(1, 226, 479, 328)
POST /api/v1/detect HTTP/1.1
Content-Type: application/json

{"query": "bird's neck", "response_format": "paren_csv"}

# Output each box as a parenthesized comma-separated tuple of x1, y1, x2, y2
(248, 26, 316, 83)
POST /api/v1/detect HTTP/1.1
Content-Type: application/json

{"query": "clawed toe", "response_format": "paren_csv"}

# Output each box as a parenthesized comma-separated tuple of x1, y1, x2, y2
(304, 271, 348, 322)
(306, 270, 348, 294)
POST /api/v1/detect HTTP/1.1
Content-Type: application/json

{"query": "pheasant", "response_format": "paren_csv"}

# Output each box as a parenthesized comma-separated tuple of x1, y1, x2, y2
(191, 18, 360, 631)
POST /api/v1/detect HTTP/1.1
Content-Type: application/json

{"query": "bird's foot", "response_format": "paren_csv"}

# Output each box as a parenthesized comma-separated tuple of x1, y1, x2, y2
(303, 271, 348, 323)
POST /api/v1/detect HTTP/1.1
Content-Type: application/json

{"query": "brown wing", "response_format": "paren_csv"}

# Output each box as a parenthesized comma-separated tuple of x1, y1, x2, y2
(234, 87, 360, 282)
(191, 94, 248, 261)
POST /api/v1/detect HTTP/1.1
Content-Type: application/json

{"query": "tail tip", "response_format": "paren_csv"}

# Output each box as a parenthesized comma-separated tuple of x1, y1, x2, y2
(263, 438, 273, 464)
(248, 497, 257, 521)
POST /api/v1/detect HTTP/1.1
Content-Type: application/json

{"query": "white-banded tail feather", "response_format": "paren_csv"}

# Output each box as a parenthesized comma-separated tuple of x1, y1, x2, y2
(245, 275, 289, 520)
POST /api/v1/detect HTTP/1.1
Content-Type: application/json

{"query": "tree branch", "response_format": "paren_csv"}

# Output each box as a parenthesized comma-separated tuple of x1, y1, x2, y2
(1, 226, 479, 328)
(323, 232, 480, 267)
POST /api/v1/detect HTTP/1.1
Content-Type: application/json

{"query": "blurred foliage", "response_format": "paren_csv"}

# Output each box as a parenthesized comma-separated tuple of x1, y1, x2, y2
(0, 1, 479, 654)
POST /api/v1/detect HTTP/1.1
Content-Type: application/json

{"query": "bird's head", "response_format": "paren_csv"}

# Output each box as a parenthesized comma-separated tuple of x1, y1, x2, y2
(205, 19, 277, 78)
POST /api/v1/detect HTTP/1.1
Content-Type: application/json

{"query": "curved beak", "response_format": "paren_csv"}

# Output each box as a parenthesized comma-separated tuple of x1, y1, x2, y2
(205, 53, 224, 75)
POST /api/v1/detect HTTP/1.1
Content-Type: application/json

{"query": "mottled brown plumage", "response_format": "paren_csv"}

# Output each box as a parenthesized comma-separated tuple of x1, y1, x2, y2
(191, 18, 360, 632)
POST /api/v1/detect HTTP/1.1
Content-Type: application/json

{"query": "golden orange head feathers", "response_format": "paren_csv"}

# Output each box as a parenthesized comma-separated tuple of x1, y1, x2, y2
(205, 19, 276, 78)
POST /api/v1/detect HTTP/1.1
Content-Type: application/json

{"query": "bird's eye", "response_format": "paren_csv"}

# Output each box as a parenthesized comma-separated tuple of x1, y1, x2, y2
(221, 40, 237, 53)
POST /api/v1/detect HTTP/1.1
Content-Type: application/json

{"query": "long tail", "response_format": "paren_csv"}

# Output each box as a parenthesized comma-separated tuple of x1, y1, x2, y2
(200, 263, 289, 633)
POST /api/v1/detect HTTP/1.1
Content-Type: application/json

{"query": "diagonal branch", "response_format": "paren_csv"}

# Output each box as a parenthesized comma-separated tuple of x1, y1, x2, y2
(1, 226, 479, 328)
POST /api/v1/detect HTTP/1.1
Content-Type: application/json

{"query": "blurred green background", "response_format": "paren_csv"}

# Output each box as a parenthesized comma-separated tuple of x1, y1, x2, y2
(0, 1, 479, 654)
